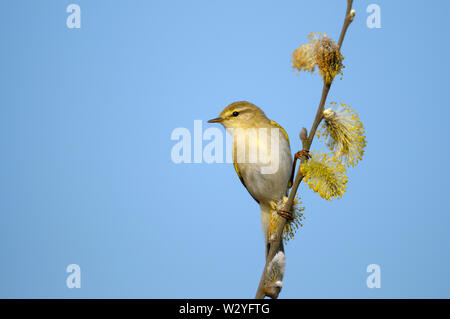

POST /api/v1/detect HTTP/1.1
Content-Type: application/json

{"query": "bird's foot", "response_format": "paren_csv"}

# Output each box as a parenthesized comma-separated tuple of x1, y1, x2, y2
(295, 149, 311, 160)
(277, 209, 294, 221)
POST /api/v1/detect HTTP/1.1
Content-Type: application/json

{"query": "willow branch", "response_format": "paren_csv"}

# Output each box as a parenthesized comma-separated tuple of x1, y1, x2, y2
(255, 0, 354, 299)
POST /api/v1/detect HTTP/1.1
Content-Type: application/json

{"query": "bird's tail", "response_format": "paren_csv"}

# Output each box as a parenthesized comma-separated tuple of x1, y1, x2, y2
(260, 203, 271, 245)
(260, 203, 284, 257)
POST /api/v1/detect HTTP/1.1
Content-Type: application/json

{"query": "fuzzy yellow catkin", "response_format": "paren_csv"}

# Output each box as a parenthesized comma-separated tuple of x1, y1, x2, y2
(291, 32, 320, 74)
(292, 32, 344, 84)
(300, 151, 348, 201)
(316, 102, 366, 167)
(314, 36, 344, 84)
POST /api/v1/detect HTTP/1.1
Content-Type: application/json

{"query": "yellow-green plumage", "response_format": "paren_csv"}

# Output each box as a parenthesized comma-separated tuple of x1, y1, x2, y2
(208, 101, 293, 245)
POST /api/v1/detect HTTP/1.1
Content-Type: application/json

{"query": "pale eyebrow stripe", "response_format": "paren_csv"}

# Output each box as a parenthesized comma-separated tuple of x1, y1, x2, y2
(235, 108, 251, 114)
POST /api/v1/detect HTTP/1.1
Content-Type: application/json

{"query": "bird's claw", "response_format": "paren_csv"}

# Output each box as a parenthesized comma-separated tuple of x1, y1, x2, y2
(277, 209, 294, 221)
(295, 149, 311, 160)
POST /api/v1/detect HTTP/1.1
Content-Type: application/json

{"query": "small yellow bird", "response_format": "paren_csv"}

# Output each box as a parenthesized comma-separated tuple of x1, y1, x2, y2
(208, 101, 293, 254)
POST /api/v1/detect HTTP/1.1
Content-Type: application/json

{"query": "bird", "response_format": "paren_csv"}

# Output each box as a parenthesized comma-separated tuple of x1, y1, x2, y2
(208, 101, 293, 256)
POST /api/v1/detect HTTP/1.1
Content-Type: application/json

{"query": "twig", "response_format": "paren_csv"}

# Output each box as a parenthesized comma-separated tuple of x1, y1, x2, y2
(255, 0, 354, 299)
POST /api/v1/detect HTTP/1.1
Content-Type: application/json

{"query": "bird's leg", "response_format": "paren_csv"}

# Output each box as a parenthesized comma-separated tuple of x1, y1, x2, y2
(277, 209, 294, 221)
(295, 149, 311, 160)
(288, 149, 311, 187)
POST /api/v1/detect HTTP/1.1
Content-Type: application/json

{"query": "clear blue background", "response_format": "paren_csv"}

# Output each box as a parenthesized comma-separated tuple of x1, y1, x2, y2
(0, 0, 449, 298)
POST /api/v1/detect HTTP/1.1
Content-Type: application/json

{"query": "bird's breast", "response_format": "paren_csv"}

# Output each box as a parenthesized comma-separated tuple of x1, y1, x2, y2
(232, 128, 292, 205)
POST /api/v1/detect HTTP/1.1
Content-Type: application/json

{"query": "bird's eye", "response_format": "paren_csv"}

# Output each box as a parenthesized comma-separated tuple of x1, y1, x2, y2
(232, 111, 239, 117)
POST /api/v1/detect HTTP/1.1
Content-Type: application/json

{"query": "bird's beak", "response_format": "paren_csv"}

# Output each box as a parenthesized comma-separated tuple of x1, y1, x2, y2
(207, 117, 224, 123)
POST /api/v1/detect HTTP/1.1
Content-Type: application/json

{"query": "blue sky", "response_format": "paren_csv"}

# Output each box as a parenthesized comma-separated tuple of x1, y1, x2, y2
(0, 0, 449, 298)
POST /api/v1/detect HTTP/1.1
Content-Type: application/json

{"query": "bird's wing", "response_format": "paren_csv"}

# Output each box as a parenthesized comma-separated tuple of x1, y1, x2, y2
(270, 120, 293, 188)
(233, 160, 260, 204)
(269, 120, 290, 143)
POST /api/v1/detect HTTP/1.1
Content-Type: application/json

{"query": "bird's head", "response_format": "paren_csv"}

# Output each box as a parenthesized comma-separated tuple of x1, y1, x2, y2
(208, 101, 268, 129)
